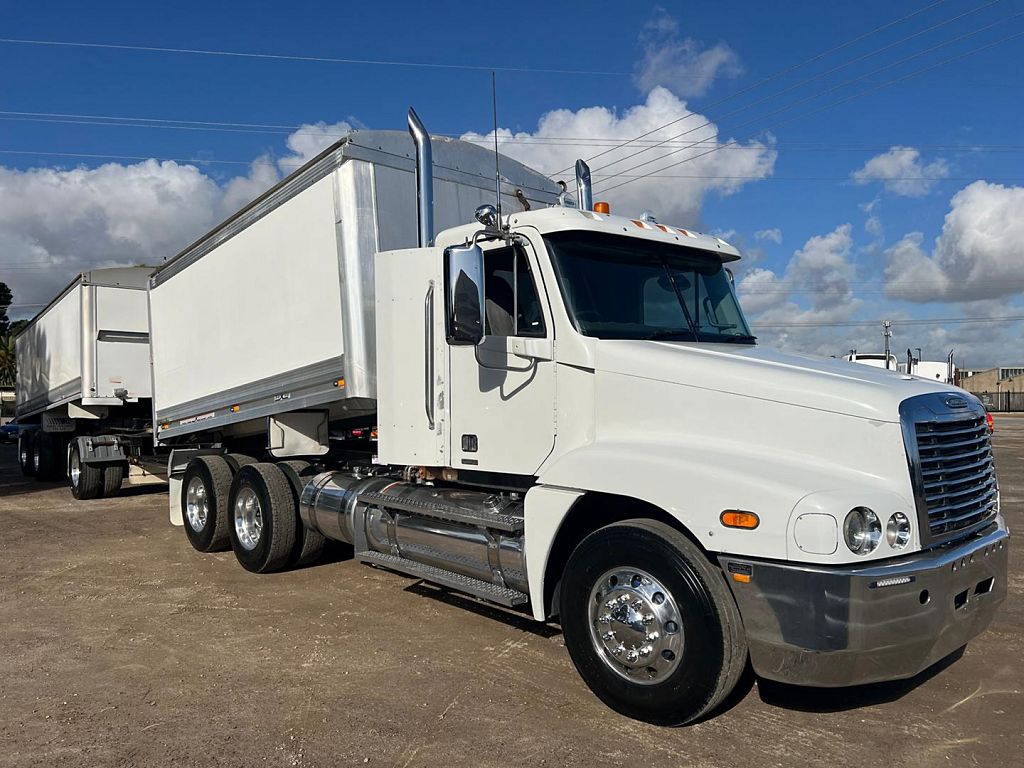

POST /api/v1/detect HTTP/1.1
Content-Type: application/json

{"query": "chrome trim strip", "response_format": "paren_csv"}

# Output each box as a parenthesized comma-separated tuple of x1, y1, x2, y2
(155, 354, 345, 424)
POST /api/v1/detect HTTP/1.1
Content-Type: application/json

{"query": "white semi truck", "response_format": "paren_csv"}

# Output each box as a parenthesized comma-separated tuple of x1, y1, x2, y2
(15, 267, 158, 498)
(146, 110, 1007, 724)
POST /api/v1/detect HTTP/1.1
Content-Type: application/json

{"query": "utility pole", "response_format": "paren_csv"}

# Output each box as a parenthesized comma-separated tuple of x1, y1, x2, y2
(883, 320, 893, 370)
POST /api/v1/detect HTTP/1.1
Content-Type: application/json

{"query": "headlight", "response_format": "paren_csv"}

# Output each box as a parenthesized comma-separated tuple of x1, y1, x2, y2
(844, 507, 881, 555)
(886, 512, 911, 550)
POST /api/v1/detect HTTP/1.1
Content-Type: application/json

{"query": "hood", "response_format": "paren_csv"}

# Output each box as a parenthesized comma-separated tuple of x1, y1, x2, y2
(596, 340, 957, 422)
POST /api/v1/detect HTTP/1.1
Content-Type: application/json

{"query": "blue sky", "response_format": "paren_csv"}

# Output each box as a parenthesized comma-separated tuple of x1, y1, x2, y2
(2, 0, 1023, 366)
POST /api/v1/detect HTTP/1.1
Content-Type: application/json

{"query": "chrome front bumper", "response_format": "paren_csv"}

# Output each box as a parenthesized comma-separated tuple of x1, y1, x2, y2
(719, 519, 1009, 687)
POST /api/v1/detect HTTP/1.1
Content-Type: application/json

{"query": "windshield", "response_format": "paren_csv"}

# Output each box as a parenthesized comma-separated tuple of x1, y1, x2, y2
(545, 231, 755, 343)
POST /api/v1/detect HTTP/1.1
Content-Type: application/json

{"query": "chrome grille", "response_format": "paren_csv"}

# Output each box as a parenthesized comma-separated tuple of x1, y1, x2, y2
(915, 416, 997, 539)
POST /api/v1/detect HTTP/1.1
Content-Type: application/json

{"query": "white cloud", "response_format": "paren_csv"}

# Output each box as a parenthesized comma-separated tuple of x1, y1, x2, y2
(278, 120, 353, 172)
(0, 160, 223, 307)
(885, 181, 1024, 302)
(738, 224, 863, 355)
(461, 86, 776, 225)
(852, 146, 949, 197)
(754, 227, 782, 244)
(0, 119, 363, 311)
(634, 8, 742, 98)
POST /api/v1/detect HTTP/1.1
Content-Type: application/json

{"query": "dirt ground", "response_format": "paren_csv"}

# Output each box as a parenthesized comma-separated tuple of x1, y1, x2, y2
(1, 418, 1021, 768)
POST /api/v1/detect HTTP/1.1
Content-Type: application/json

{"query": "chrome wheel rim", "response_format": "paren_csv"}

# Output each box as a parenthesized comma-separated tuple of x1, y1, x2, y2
(20, 444, 28, 466)
(233, 487, 263, 551)
(588, 567, 684, 685)
(33, 443, 41, 472)
(70, 451, 81, 488)
(185, 476, 209, 532)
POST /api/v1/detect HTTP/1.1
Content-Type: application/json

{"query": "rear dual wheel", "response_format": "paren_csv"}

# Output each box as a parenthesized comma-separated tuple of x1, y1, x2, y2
(68, 443, 125, 500)
(18, 431, 35, 477)
(228, 463, 297, 574)
(33, 432, 64, 481)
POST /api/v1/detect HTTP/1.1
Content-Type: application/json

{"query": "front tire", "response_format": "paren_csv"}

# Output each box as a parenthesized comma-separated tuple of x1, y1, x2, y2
(181, 456, 235, 552)
(559, 519, 747, 725)
(228, 463, 297, 574)
(69, 442, 104, 500)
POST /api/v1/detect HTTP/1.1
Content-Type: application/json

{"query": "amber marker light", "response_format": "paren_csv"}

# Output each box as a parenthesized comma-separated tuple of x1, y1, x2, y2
(720, 510, 760, 529)
(593, 201, 610, 214)
(230, 405, 240, 413)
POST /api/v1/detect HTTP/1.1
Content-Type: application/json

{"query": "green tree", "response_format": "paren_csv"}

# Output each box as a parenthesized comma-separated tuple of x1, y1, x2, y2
(0, 281, 12, 337)
(0, 333, 15, 388)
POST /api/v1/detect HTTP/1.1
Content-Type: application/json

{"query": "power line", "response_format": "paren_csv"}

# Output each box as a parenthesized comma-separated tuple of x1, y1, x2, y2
(550, 0, 953, 176)
(597, 23, 1024, 194)
(5, 111, 1024, 153)
(582, 0, 1001, 182)
(753, 315, 1024, 328)
(0, 37, 629, 77)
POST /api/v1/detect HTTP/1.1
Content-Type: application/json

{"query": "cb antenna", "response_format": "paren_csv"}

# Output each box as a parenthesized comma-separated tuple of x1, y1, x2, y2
(492, 71, 503, 225)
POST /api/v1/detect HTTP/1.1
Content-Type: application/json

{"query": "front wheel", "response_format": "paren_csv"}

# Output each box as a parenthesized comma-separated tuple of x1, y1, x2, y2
(559, 519, 748, 725)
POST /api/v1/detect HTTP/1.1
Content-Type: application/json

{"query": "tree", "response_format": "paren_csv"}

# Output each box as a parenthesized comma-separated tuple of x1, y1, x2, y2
(0, 333, 14, 388)
(0, 281, 11, 337)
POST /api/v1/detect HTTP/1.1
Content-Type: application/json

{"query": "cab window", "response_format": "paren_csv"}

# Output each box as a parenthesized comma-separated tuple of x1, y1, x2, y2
(483, 246, 546, 338)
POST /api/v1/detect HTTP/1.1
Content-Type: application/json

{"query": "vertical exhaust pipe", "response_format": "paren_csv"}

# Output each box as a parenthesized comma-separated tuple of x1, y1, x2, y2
(575, 159, 593, 211)
(408, 108, 434, 247)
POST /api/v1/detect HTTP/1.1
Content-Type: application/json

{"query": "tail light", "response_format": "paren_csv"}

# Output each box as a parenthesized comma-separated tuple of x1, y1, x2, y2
(986, 411, 994, 433)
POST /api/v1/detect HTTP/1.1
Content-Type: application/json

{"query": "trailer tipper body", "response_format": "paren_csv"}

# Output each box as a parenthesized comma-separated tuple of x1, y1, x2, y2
(15, 267, 156, 497)
(148, 111, 1007, 724)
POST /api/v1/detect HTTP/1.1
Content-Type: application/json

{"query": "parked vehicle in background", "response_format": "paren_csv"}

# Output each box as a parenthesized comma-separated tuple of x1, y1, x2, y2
(899, 349, 956, 385)
(14, 267, 162, 497)
(0, 418, 19, 443)
(843, 351, 899, 370)
(137, 109, 1008, 725)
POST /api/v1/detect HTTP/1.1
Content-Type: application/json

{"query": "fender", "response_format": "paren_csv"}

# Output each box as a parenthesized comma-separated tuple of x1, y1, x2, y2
(532, 431, 914, 571)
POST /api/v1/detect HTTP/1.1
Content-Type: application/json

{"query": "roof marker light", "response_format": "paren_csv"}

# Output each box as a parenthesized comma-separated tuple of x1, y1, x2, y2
(594, 201, 610, 214)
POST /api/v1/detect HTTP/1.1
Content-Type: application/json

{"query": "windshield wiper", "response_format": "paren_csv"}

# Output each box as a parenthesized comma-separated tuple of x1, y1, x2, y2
(643, 328, 696, 341)
(718, 334, 757, 343)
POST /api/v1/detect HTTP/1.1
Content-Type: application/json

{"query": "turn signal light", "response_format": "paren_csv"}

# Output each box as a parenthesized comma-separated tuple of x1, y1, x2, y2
(720, 510, 760, 529)
(594, 201, 610, 214)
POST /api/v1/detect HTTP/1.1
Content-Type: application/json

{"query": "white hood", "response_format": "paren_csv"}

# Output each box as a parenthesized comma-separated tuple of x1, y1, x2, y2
(596, 340, 957, 423)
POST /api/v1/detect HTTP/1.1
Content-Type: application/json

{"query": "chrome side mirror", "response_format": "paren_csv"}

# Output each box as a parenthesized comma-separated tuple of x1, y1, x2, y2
(444, 243, 485, 346)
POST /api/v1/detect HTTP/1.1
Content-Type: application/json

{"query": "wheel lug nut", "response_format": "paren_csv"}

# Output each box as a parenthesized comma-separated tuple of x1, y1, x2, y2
(642, 614, 655, 625)
(632, 600, 643, 611)
(611, 644, 625, 657)
(626, 650, 639, 663)
(603, 631, 615, 641)
(599, 613, 612, 624)
(645, 632, 659, 642)
(640, 645, 653, 657)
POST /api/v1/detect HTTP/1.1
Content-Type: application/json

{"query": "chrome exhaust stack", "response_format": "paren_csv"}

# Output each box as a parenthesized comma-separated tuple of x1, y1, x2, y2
(408, 107, 434, 247)
(575, 159, 593, 211)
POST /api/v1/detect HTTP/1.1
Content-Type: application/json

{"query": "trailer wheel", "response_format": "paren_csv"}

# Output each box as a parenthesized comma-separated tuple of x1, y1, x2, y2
(102, 464, 125, 497)
(559, 519, 748, 726)
(277, 460, 326, 568)
(182, 456, 235, 552)
(228, 463, 297, 574)
(69, 442, 104, 500)
(19, 431, 35, 477)
(34, 432, 62, 481)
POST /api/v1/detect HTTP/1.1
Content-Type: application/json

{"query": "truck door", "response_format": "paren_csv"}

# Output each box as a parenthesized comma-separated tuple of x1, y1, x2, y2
(447, 239, 555, 475)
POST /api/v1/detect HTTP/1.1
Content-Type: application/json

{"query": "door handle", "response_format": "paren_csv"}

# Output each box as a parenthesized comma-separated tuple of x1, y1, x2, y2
(424, 281, 435, 430)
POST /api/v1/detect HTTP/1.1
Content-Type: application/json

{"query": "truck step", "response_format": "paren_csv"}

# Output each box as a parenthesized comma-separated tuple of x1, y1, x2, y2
(356, 490, 524, 533)
(356, 550, 529, 607)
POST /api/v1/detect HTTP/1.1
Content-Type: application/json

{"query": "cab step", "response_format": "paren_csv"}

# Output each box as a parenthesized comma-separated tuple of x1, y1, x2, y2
(355, 550, 529, 607)
(356, 490, 524, 533)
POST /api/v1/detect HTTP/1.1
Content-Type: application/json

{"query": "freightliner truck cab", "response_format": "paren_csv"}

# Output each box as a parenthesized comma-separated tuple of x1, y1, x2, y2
(366, 197, 1007, 724)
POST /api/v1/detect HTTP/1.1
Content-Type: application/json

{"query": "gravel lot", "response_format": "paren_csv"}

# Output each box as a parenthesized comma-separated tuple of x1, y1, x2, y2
(1, 417, 1021, 768)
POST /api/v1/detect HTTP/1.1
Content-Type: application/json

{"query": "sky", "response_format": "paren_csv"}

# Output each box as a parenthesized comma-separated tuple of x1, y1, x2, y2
(1, 0, 1023, 368)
